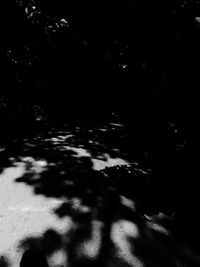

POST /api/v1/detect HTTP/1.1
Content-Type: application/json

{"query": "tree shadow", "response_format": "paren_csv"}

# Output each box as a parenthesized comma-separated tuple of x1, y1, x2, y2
(20, 248, 48, 267)
(17, 172, 200, 267)
(1, 120, 200, 267)
(0, 119, 129, 171)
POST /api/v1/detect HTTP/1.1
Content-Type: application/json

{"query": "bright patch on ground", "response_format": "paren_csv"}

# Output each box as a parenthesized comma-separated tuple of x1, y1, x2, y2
(0, 164, 71, 267)
(111, 220, 143, 267)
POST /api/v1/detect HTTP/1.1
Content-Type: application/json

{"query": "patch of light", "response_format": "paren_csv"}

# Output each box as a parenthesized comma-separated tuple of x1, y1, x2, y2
(0, 165, 72, 267)
(113, 220, 139, 239)
(134, 167, 149, 175)
(49, 249, 67, 267)
(36, 160, 47, 167)
(57, 135, 69, 140)
(60, 18, 69, 27)
(92, 153, 129, 171)
(120, 196, 136, 212)
(64, 146, 91, 158)
(195, 17, 200, 23)
(49, 137, 60, 143)
(45, 134, 73, 144)
(71, 198, 91, 213)
(79, 220, 103, 259)
(111, 220, 143, 267)
(146, 221, 169, 235)
(110, 123, 124, 127)
(98, 128, 107, 132)
(118, 64, 128, 70)
(16, 157, 48, 174)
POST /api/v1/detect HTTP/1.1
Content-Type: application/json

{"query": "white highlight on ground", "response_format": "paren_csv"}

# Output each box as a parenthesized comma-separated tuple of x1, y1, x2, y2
(80, 220, 103, 259)
(64, 146, 129, 170)
(0, 163, 71, 267)
(51, 142, 129, 170)
(46, 133, 129, 171)
(111, 219, 143, 267)
(92, 153, 129, 171)
(64, 146, 91, 158)
(49, 249, 67, 267)
(120, 195, 136, 212)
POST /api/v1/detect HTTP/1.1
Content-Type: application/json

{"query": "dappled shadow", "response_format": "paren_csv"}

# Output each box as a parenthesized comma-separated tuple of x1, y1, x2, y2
(1, 120, 200, 267)
(17, 183, 200, 267)
(0, 120, 132, 204)
(0, 119, 130, 172)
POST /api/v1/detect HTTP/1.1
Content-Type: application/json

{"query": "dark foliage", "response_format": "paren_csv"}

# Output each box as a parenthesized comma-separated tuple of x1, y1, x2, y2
(1, 0, 199, 129)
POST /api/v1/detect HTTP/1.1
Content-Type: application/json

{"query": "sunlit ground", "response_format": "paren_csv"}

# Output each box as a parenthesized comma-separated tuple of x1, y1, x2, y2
(0, 162, 71, 266)
(0, 123, 130, 267)
(1, 122, 200, 267)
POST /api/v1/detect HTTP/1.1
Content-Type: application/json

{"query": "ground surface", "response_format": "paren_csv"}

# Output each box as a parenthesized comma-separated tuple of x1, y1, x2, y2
(0, 119, 200, 267)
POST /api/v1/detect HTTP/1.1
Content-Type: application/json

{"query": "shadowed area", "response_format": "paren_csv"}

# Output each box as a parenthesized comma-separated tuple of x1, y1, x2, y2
(20, 248, 48, 267)
(0, 256, 10, 267)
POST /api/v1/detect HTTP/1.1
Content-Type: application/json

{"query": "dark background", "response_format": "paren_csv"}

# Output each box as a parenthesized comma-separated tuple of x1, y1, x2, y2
(0, 0, 199, 227)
